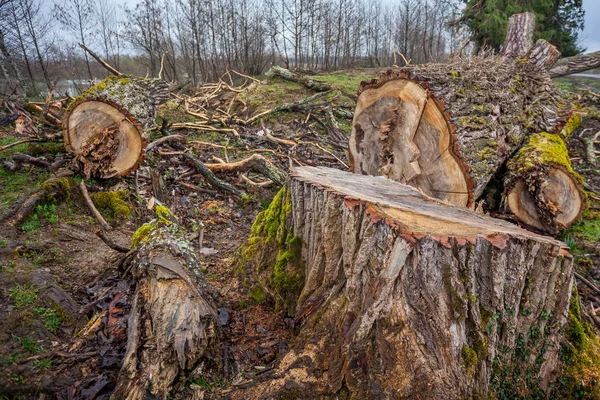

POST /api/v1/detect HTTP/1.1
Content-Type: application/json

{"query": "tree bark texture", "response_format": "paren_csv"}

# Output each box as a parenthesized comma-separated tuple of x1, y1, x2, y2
(549, 50, 600, 77)
(500, 12, 535, 61)
(236, 167, 574, 399)
(113, 206, 218, 399)
(63, 75, 170, 178)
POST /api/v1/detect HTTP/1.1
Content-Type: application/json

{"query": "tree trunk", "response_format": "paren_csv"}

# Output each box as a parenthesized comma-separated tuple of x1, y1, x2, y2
(63, 75, 170, 178)
(238, 166, 574, 399)
(114, 205, 218, 399)
(500, 12, 535, 61)
(265, 66, 333, 92)
(549, 50, 600, 77)
(505, 131, 585, 234)
(348, 60, 566, 208)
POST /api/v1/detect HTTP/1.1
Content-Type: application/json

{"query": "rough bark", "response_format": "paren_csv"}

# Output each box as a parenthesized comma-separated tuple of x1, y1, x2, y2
(348, 60, 567, 207)
(113, 205, 218, 399)
(526, 39, 561, 69)
(505, 132, 585, 234)
(549, 50, 600, 77)
(265, 66, 333, 92)
(236, 167, 574, 399)
(63, 75, 170, 178)
(500, 12, 535, 61)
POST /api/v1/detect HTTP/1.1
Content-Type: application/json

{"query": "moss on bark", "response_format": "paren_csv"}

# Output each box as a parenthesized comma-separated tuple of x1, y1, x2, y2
(238, 187, 304, 313)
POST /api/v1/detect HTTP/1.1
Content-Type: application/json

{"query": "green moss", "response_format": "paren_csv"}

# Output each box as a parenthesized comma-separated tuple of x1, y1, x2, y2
(27, 142, 66, 156)
(238, 187, 304, 312)
(40, 177, 71, 200)
(248, 285, 266, 303)
(560, 113, 582, 139)
(462, 345, 478, 367)
(508, 131, 583, 185)
(131, 223, 152, 248)
(91, 190, 132, 221)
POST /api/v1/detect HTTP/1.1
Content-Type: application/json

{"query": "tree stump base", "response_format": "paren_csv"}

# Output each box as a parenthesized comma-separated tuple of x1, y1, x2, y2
(239, 166, 574, 399)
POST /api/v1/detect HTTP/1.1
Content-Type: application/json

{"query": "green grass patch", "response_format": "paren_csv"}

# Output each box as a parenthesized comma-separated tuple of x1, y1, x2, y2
(561, 210, 600, 253)
(21, 203, 59, 233)
(16, 335, 43, 354)
(8, 284, 38, 308)
(35, 307, 62, 333)
(316, 73, 372, 97)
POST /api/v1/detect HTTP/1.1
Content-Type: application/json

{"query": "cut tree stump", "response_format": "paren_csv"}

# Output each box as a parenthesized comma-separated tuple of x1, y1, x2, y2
(63, 75, 170, 178)
(113, 205, 218, 399)
(238, 166, 574, 399)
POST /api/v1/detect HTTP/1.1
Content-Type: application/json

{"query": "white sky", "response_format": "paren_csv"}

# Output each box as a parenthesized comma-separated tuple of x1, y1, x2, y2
(581, 0, 600, 52)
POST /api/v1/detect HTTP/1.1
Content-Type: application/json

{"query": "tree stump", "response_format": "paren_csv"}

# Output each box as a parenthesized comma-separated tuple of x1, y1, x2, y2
(238, 166, 574, 399)
(113, 205, 218, 399)
(63, 75, 170, 178)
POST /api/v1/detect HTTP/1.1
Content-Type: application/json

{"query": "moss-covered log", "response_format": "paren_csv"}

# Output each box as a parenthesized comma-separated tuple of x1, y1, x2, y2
(505, 131, 586, 234)
(113, 205, 218, 399)
(265, 66, 332, 92)
(236, 166, 574, 399)
(64, 75, 170, 178)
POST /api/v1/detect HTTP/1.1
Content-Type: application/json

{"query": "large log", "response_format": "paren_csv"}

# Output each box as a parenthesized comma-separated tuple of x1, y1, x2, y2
(113, 205, 218, 399)
(64, 75, 170, 178)
(238, 167, 574, 399)
(549, 50, 600, 77)
(348, 60, 566, 208)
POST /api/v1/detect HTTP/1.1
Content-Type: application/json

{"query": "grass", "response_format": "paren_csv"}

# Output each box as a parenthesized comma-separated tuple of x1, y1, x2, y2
(16, 335, 43, 354)
(316, 73, 372, 97)
(22, 203, 59, 233)
(0, 166, 49, 214)
(35, 307, 62, 333)
(8, 284, 38, 308)
(554, 76, 600, 93)
(33, 358, 53, 370)
(561, 210, 600, 254)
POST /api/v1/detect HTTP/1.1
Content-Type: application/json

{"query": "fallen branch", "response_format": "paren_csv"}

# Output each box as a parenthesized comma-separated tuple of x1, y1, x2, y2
(94, 228, 129, 252)
(3, 153, 68, 172)
(265, 66, 332, 92)
(79, 181, 111, 230)
(0, 138, 40, 152)
(204, 154, 287, 186)
(146, 134, 186, 152)
(183, 152, 246, 198)
(549, 50, 600, 77)
(575, 271, 600, 297)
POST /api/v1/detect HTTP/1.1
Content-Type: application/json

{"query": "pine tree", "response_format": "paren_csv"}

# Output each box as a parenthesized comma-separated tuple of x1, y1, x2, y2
(462, 0, 585, 56)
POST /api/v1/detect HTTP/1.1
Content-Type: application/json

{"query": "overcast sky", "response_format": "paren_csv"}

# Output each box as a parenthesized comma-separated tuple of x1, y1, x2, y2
(582, 0, 600, 52)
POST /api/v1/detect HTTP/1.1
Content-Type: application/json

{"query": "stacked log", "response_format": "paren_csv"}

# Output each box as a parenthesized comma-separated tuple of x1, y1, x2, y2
(348, 12, 586, 233)
(236, 166, 574, 399)
(63, 75, 170, 178)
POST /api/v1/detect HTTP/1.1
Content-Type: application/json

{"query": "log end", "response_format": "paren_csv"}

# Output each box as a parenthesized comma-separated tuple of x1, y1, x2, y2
(350, 70, 474, 207)
(64, 98, 145, 178)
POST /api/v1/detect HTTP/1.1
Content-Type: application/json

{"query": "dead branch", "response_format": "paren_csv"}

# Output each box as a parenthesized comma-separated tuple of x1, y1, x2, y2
(146, 134, 186, 152)
(183, 152, 246, 198)
(204, 154, 287, 186)
(94, 228, 129, 252)
(79, 181, 111, 230)
(78, 43, 122, 76)
(238, 91, 331, 125)
(0, 138, 40, 152)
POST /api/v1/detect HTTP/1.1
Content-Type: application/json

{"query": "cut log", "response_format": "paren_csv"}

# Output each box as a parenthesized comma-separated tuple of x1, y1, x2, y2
(500, 12, 535, 61)
(348, 60, 567, 207)
(63, 75, 170, 178)
(549, 50, 600, 77)
(505, 132, 585, 234)
(265, 66, 333, 92)
(238, 166, 574, 399)
(113, 205, 218, 399)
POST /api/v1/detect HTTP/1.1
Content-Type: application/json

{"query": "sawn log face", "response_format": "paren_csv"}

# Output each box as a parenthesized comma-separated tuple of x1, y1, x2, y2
(245, 167, 574, 399)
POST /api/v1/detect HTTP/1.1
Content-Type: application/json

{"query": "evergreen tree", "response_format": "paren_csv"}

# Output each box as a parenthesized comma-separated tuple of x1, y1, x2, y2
(462, 0, 585, 56)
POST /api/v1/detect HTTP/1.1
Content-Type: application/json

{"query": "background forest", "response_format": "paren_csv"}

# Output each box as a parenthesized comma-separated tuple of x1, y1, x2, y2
(0, 0, 588, 96)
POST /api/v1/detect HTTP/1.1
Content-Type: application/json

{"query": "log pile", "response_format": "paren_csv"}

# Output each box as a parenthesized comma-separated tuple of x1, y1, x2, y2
(237, 166, 574, 398)
(348, 12, 586, 233)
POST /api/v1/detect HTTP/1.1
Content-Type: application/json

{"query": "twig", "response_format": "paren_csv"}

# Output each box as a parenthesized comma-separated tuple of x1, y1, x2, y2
(204, 154, 287, 186)
(146, 134, 186, 151)
(183, 152, 246, 198)
(178, 181, 218, 196)
(38, 83, 56, 131)
(79, 181, 111, 230)
(95, 228, 129, 252)
(299, 141, 349, 169)
(0, 139, 40, 152)
(78, 43, 122, 76)
(575, 271, 600, 297)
